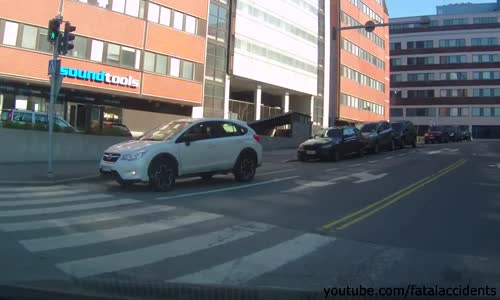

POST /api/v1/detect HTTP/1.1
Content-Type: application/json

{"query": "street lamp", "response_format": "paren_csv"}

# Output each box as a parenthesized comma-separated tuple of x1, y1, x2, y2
(332, 16, 431, 38)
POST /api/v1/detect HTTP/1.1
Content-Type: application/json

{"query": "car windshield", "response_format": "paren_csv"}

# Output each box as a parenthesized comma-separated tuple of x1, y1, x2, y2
(391, 123, 403, 131)
(314, 128, 342, 138)
(360, 123, 378, 133)
(140, 121, 192, 141)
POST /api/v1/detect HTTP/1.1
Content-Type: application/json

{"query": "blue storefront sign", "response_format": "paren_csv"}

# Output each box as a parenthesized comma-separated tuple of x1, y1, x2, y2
(59, 67, 139, 88)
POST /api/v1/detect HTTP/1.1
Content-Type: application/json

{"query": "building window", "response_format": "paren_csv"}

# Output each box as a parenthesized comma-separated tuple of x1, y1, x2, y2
(147, 2, 160, 22)
(143, 52, 155, 72)
(461, 108, 469, 116)
(21, 25, 37, 49)
(439, 55, 466, 64)
(206, 43, 226, 83)
(160, 7, 171, 26)
(340, 93, 384, 115)
(390, 42, 401, 50)
(407, 40, 433, 49)
(390, 74, 403, 82)
(440, 72, 467, 80)
(342, 38, 385, 69)
(494, 107, 500, 116)
(173, 11, 184, 30)
(472, 107, 481, 116)
(155, 55, 168, 74)
(390, 108, 403, 117)
(473, 17, 497, 24)
(185, 15, 197, 34)
(473, 71, 500, 80)
(90, 40, 104, 62)
(106, 43, 121, 64)
(169, 57, 180, 77)
(406, 108, 436, 117)
(473, 88, 500, 97)
(181, 61, 194, 80)
(407, 73, 434, 81)
(390, 58, 402, 66)
(483, 108, 492, 116)
(2, 21, 18, 46)
(471, 37, 497, 46)
(341, 65, 385, 92)
(439, 107, 450, 117)
(440, 89, 467, 97)
(443, 18, 468, 25)
(438, 39, 465, 48)
(407, 90, 435, 98)
(472, 54, 499, 63)
(209, 3, 227, 42)
(407, 56, 434, 65)
(450, 108, 459, 117)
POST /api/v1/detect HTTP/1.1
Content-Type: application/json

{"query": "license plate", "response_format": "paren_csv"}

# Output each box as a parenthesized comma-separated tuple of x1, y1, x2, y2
(101, 165, 112, 172)
(306, 150, 316, 155)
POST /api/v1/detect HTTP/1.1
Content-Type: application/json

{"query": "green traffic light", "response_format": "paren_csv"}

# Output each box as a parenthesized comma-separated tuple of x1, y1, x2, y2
(50, 32, 56, 40)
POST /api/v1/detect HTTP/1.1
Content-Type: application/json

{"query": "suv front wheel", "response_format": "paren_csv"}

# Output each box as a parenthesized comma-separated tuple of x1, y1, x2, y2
(233, 152, 257, 182)
(148, 158, 176, 192)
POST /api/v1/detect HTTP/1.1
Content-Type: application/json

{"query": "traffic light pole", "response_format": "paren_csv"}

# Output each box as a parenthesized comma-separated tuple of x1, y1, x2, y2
(48, 4, 63, 179)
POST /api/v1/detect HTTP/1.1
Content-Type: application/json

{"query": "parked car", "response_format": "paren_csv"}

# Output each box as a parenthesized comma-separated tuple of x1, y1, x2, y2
(460, 130, 472, 141)
(91, 121, 133, 137)
(424, 126, 449, 144)
(297, 126, 365, 161)
(445, 126, 462, 142)
(99, 118, 263, 191)
(1, 109, 76, 132)
(391, 120, 417, 149)
(359, 121, 396, 153)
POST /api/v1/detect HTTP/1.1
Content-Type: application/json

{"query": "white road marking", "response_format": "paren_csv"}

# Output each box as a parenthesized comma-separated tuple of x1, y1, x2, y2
(0, 199, 140, 217)
(349, 163, 361, 167)
(284, 181, 336, 193)
(397, 154, 405, 157)
(0, 194, 112, 207)
(156, 176, 299, 200)
(56, 222, 273, 278)
(0, 205, 176, 232)
(0, 189, 85, 199)
(20, 211, 221, 252)
(325, 168, 338, 172)
(385, 156, 393, 160)
(369, 160, 378, 163)
(351, 172, 388, 184)
(0, 185, 68, 192)
(488, 163, 500, 168)
(170, 233, 334, 285)
(258, 169, 297, 176)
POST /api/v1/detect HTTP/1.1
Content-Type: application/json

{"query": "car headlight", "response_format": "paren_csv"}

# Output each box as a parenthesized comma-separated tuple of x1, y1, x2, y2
(121, 150, 147, 161)
(298, 144, 304, 150)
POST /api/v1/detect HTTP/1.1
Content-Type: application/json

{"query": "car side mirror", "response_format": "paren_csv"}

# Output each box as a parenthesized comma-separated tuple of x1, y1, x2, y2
(183, 134, 192, 146)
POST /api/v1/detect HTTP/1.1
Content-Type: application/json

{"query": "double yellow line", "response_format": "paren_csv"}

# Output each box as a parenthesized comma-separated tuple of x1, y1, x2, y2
(321, 158, 467, 231)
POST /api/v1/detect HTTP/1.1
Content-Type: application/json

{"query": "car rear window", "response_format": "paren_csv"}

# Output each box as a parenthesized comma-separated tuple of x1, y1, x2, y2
(361, 123, 378, 133)
(1, 110, 9, 121)
(391, 123, 404, 131)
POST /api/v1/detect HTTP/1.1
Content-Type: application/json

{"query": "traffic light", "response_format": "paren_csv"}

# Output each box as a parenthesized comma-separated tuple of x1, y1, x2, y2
(47, 18, 61, 44)
(60, 21, 76, 55)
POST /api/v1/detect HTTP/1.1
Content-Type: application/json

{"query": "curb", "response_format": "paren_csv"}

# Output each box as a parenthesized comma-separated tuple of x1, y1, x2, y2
(0, 175, 104, 186)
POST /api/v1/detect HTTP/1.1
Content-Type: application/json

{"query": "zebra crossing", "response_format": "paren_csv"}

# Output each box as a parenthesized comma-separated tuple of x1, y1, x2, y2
(0, 184, 335, 287)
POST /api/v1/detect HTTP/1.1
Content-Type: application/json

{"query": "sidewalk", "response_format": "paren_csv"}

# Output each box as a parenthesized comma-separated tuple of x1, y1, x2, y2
(0, 148, 297, 185)
(0, 161, 101, 185)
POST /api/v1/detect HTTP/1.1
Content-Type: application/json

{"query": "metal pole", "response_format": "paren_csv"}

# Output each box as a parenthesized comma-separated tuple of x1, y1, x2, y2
(48, 0, 64, 178)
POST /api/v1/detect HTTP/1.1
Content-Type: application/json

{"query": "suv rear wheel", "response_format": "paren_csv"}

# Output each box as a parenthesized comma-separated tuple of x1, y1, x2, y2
(148, 158, 176, 192)
(234, 152, 257, 182)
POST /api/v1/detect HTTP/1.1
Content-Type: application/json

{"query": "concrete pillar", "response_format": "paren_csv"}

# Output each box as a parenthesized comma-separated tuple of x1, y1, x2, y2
(310, 96, 315, 124)
(223, 75, 231, 119)
(255, 85, 262, 120)
(282, 92, 290, 113)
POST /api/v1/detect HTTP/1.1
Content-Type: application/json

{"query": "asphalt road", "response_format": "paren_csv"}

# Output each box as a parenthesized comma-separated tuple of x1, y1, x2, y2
(1, 140, 499, 298)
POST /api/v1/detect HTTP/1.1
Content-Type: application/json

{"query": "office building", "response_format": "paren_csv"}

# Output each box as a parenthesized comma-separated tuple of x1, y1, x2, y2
(390, 1, 500, 138)
(329, 0, 389, 126)
(0, 0, 208, 135)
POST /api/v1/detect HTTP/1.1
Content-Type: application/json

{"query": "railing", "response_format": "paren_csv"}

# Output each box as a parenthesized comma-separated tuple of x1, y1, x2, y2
(229, 99, 283, 122)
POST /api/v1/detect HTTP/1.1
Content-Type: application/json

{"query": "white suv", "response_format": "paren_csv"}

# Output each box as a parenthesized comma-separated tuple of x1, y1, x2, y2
(99, 118, 263, 191)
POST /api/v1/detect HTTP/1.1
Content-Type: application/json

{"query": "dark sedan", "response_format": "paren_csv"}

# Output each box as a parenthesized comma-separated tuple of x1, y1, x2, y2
(297, 127, 365, 161)
(360, 121, 396, 153)
(424, 126, 449, 144)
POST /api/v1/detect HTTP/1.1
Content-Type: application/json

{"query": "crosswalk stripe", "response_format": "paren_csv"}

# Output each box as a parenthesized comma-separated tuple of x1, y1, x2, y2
(0, 194, 112, 207)
(0, 205, 176, 232)
(0, 185, 68, 193)
(0, 189, 85, 199)
(20, 211, 222, 252)
(170, 233, 334, 285)
(0, 199, 140, 217)
(56, 222, 273, 278)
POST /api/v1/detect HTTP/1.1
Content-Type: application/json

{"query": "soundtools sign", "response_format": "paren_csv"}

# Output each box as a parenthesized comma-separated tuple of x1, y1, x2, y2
(60, 67, 139, 88)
